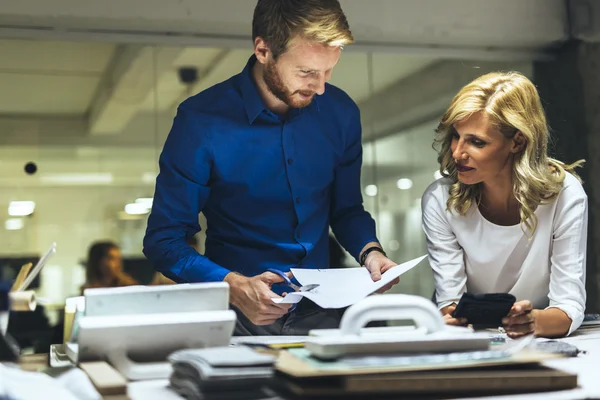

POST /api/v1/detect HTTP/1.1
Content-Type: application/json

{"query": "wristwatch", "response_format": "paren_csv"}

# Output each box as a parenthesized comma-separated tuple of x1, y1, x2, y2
(360, 246, 386, 266)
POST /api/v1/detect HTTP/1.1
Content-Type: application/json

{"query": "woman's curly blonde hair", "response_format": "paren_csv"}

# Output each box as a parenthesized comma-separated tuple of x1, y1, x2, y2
(434, 71, 584, 235)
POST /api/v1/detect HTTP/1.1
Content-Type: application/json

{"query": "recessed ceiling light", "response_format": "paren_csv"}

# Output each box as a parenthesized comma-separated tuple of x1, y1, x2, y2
(40, 173, 113, 185)
(125, 203, 150, 215)
(8, 201, 35, 217)
(396, 178, 413, 190)
(5, 218, 24, 230)
(365, 185, 378, 197)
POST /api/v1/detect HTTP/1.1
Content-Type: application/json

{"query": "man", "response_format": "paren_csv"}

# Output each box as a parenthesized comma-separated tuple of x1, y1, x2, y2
(143, 0, 399, 335)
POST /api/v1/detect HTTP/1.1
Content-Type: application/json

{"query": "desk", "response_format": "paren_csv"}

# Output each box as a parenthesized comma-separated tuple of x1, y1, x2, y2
(451, 329, 600, 400)
(126, 328, 600, 400)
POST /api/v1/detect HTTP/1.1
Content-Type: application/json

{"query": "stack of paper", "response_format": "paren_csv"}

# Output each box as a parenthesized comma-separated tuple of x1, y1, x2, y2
(168, 346, 276, 400)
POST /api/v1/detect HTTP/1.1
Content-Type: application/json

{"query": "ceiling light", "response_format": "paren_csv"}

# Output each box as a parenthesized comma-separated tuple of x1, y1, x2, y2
(365, 185, 378, 197)
(8, 201, 35, 216)
(5, 218, 24, 230)
(388, 240, 400, 251)
(125, 203, 150, 215)
(40, 173, 113, 185)
(396, 178, 413, 190)
(135, 198, 153, 209)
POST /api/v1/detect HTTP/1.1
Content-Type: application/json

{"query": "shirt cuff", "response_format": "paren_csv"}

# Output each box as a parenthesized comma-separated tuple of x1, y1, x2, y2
(544, 305, 584, 336)
(179, 256, 232, 283)
(438, 300, 458, 310)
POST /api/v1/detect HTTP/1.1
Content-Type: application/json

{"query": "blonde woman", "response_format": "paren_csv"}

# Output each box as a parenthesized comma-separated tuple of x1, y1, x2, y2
(422, 72, 587, 338)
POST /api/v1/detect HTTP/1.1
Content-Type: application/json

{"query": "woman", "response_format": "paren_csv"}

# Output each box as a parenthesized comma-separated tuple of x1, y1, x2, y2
(82, 241, 174, 291)
(422, 72, 587, 338)
(82, 241, 139, 290)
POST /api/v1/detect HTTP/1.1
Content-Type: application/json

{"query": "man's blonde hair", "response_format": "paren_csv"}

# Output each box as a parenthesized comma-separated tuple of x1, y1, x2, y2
(434, 71, 584, 234)
(252, 0, 354, 59)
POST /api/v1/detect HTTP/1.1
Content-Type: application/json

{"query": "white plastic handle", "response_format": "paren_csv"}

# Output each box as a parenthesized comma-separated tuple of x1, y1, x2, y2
(107, 348, 172, 381)
(339, 294, 445, 336)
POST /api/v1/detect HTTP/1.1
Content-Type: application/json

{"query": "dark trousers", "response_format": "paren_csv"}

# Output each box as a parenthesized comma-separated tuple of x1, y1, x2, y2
(232, 299, 345, 336)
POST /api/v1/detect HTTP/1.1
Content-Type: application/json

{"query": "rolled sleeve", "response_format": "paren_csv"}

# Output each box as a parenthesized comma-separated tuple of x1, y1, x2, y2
(421, 181, 467, 308)
(547, 184, 588, 335)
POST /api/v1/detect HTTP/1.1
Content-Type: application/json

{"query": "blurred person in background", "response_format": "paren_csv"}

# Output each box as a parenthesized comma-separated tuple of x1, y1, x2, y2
(82, 241, 172, 292)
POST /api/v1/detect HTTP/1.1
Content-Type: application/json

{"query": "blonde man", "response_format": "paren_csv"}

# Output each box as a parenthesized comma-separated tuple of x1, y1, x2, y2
(144, 0, 398, 335)
(422, 72, 587, 338)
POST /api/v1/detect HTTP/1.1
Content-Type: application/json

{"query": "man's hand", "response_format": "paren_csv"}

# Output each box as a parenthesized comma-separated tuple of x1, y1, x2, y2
(502, 300, 536, 339)
(362, 250, 399, 294)
(224, 271, 292, 325)
(440, 303, 468, 326)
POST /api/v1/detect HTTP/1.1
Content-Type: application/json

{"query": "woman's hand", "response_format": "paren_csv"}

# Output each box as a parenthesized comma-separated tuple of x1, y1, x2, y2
(502, 300, 536, 338)
(441, 303, 468, 326)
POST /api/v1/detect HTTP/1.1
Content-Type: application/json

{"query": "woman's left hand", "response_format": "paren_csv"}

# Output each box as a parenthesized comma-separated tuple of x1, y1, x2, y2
(502, 300, 536, 338)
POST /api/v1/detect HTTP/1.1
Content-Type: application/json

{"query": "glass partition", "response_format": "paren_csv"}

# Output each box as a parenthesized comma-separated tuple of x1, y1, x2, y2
(0, 38, 535, 350)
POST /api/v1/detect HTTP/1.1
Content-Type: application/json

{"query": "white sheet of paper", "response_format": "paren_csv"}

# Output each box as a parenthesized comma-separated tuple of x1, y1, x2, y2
(229, 336, 309, 346)
(272, 255, 427, 308)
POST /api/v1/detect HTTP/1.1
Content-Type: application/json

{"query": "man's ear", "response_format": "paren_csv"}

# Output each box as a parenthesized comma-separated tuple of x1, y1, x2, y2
(511, 131, 527, 153)
(253, 37, 271, 64)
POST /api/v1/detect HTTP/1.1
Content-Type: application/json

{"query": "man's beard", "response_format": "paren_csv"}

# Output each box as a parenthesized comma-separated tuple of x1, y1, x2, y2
(263, 60, 315, 109)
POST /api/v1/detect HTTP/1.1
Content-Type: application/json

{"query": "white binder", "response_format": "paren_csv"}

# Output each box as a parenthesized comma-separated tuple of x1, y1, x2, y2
(306, 294, 492, 360)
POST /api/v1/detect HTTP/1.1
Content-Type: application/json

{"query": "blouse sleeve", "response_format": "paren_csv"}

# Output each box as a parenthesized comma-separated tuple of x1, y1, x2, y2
(548, 182, 588, 335)
(421, 181, 467, 309)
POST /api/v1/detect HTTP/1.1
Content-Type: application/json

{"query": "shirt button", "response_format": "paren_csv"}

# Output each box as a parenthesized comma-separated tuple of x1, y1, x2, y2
(287, 158, 294, 165)
(296, 197, 301, 204)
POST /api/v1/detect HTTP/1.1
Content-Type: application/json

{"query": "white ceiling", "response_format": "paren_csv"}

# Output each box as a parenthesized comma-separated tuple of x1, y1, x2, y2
(0, 39, 437, 117)
(0, 40, 115, 114)
(0, 0, 568, 49)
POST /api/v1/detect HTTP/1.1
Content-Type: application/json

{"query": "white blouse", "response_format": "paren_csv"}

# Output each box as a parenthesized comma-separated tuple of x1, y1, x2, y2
(421, 173, 587, 334)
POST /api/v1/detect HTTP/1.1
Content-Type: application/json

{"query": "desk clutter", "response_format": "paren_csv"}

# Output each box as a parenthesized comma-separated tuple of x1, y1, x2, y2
(0, 362, 103, 400)
(1, 243, 57, 363)
(268, 294, 578, 398)
(2, 279, 595, 399)
(62, 282, 236, 380)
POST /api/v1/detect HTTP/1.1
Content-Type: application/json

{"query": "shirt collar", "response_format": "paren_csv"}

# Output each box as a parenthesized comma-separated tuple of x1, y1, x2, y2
(239, 55, 266, 124)
(239, 55, 321, 124)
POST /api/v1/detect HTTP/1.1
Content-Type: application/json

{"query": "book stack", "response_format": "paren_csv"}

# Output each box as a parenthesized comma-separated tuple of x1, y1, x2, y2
(274, 347, 578, 397)
(168, 346, 277, 400)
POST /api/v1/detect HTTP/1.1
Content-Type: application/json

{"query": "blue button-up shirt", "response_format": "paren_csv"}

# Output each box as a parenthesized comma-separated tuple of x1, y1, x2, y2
(143, 56, 378, 285)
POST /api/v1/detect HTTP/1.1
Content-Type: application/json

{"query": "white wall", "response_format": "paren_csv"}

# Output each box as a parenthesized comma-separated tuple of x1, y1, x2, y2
(0, 185, 154, 301)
